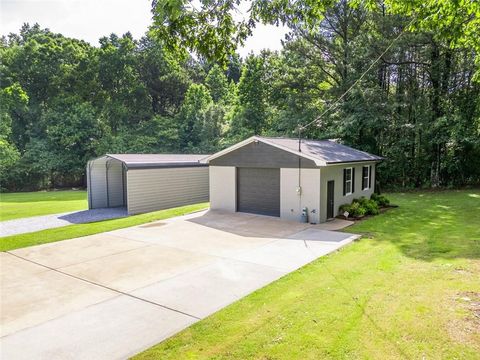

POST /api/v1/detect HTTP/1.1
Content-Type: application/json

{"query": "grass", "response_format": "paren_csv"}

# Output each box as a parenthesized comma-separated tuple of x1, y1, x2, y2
(0, 190, 87, 221)
(135, 190, 480, 360)
(0, 202, 208, 251)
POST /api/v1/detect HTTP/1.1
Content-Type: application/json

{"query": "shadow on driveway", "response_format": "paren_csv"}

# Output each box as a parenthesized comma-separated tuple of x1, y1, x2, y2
(1, 207, 128, 237)
(57, 208, 128, 224)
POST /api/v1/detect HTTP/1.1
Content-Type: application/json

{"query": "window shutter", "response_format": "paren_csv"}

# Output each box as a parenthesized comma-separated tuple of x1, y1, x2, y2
(352, 168, 355, 193)
(343, 169, 346, 196)
(369, 165, 372, 189)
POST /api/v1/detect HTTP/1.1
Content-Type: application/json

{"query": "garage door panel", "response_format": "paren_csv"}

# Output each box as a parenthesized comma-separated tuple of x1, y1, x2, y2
(237, 168, 280, 217)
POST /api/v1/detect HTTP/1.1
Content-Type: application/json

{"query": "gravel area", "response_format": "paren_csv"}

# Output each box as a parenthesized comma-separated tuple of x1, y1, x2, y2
(0, 208, 128, 237)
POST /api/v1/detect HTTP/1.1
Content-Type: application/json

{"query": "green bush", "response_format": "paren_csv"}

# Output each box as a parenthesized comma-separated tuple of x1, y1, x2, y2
(371, 193, 390, 207)
(364, 199, 380, 215)
(353, 203, 366, 217)
(339, 203, 350, 214)
(352, 196, 368, 207)
(340, 197, 380, 217)
(339, 201, 366, 218)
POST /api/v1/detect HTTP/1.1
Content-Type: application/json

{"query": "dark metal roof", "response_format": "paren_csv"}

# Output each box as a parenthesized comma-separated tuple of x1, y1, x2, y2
(105, 154, 210, 168)
(258, 137, 383, 164)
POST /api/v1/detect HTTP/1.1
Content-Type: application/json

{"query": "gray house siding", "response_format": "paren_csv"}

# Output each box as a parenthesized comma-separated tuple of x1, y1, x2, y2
(210, 141, 317, 169)
(126, 166, 209, 214)
(319, 163, 376, 222)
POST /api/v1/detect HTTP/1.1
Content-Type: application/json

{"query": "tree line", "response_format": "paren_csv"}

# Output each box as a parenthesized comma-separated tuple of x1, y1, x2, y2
(1, 2, 479, 191)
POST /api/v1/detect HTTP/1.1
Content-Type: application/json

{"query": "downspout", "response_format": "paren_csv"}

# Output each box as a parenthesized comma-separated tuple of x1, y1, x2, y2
(297, 125, 303, 221)
(297, 125, 302, 188)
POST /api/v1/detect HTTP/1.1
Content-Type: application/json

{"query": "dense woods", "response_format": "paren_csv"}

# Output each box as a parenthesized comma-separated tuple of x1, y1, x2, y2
(1, 1, 479, 191)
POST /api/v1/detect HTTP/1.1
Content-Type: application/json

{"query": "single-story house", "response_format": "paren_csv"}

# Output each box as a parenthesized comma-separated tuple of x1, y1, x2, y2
(87, 154, 209, 215)
(205, 136, 383, 223)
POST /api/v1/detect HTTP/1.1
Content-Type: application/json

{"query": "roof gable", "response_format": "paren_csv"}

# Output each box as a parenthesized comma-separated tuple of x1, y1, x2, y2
(206, 136, 383, 166)
(208, 140, 318, 169)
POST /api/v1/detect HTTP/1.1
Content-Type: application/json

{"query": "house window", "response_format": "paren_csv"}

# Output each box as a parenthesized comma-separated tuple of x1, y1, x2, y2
(344, 167, 353, 195)
(362, 166, 370, 190)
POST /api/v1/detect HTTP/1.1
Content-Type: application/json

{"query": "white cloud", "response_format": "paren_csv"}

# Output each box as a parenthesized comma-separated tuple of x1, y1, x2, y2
(0, 0, 287, 56)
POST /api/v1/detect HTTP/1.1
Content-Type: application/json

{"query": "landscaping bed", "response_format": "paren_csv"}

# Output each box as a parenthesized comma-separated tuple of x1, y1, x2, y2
(337, 193, 396, 221)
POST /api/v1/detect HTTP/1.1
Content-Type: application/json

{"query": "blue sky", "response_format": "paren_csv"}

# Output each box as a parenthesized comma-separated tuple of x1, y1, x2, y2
(0, 0, 287, 57)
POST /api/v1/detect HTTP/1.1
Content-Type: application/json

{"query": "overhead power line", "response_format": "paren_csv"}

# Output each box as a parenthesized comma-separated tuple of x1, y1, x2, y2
(298, 15, 417, 133)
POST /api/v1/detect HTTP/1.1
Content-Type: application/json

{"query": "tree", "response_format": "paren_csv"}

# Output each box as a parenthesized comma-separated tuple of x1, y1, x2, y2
(151, 0, 480, 78)
(226, 53, 243, 83)
(177, 83, 213, 149)
(138, 36, 192, 116)
(231, 53, 272, 137)
(1, 18, 478, 191)
(97, 33, 152, 134)
(0, 84, 25, 186)
(205, 64, 230, 103)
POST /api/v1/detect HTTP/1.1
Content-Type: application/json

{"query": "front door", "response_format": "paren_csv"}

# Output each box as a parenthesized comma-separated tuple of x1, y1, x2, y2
(327, 180, 335, 219)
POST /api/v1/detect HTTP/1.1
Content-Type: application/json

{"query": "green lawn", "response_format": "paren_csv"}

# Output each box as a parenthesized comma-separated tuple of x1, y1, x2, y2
(0, 190, 87, 221)
(135, 190, 480, 360)
(0, 203, 208, 251)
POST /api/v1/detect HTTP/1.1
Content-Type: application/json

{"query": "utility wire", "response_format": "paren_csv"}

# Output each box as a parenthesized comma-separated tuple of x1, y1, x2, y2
(298, 15, 417, 133)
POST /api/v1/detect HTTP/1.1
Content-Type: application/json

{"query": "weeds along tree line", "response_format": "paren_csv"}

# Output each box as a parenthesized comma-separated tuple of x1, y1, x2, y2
(1, 1, 479, 191)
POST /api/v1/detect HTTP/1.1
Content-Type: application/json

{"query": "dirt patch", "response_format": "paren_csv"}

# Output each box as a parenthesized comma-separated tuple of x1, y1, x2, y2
(459, 292, 480, 322)
(448, 292, 480, 347)
(453, 267, 472, 275)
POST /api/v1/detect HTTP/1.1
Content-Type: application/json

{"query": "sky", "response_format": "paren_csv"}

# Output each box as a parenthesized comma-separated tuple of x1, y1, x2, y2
(0, 0, 288, 57)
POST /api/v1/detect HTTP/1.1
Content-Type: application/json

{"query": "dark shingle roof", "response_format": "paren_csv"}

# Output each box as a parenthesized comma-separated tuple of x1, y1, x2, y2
(105, 154, 209, 168)
(260, 137, 383, 164)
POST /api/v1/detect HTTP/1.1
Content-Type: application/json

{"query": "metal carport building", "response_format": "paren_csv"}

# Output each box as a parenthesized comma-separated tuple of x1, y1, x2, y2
(87, 154, 209, 215)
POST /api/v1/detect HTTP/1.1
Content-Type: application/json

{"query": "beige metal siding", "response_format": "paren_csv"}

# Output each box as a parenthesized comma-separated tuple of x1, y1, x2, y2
(88, 157, 108, 209)
(319, 163, 376, 222)
(106, 159, 124, 207)
(126, 167, 209, 214)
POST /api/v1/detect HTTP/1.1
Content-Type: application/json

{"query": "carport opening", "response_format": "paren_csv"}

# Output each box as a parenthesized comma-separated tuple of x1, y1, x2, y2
(87, 156, 127, 210)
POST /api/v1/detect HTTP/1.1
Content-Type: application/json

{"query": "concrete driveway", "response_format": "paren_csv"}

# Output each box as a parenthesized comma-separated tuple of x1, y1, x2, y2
(0, 211, 358, 359)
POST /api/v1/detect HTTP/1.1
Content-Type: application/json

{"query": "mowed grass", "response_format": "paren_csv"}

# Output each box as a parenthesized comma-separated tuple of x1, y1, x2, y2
(135, 190, 480, 360)
(0, 190, 87, 221)
(0, 203, 208, 251)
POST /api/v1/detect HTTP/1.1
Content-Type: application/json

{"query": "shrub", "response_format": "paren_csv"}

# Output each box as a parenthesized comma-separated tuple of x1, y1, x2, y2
(371, 193, 390, 207)
(339, 203, 351, 214)
(339, 201, 366, 218)
(352, 196, 368, 207)
(352, 203, 366, 217)
(340, 197, 380, 217)
(364, 199, 380, 215)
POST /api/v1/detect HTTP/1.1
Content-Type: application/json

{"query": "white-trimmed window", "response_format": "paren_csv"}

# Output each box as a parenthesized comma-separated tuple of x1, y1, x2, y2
(362, 166, 370, 190)
(344, 167, 353, 195)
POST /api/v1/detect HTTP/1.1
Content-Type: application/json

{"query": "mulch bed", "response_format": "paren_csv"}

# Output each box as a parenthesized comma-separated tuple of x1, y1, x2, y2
(336, 204, 398, 222)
